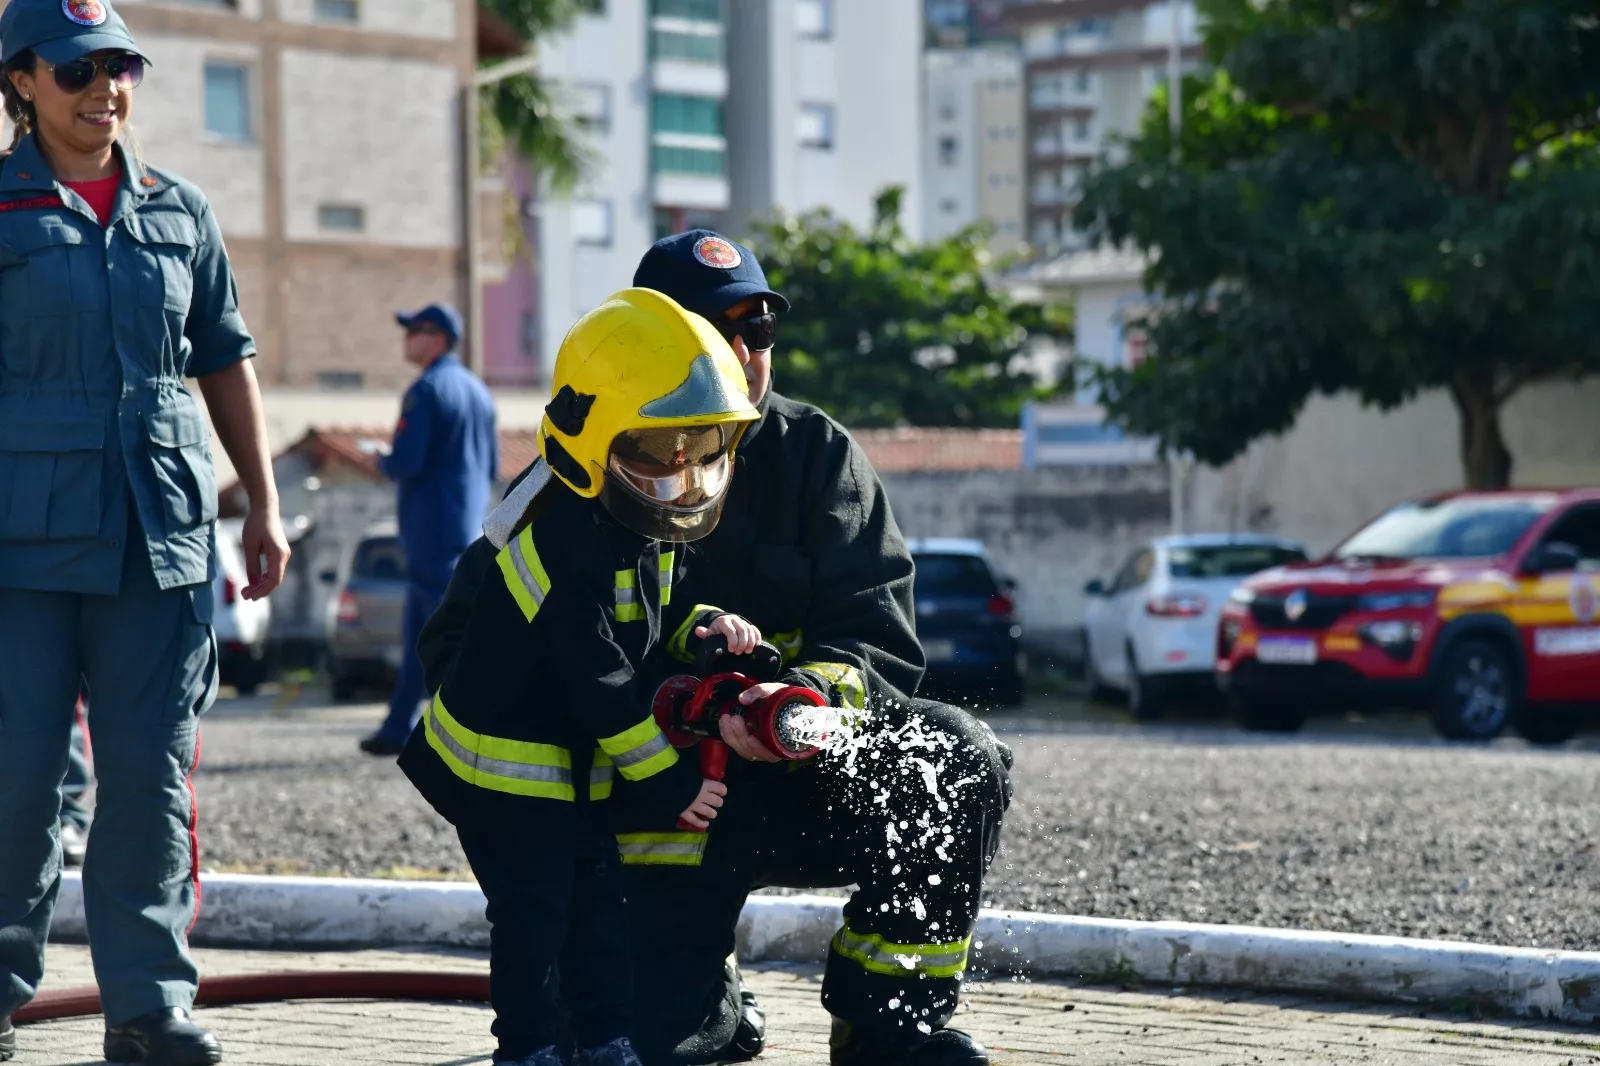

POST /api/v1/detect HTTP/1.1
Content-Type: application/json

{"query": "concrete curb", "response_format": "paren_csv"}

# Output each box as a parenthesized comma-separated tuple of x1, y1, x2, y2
(51, 872, 1600, 1024)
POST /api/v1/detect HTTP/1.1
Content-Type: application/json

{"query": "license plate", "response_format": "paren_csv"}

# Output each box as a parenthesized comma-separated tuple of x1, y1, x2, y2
(1256, 637, 1318, 665)
(923, 639, 957, 663)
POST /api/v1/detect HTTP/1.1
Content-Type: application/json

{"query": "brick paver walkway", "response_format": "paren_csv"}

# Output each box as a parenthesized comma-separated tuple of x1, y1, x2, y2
(12, 944, 1600, 1065)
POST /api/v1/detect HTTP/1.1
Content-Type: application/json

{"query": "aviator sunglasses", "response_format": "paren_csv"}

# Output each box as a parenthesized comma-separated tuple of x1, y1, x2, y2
(716, 311, 777, 353)
(46, 52, 145, 95)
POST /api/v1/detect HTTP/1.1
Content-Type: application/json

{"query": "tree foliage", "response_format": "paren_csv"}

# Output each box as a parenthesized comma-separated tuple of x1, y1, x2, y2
(1075, 0, 1600, 489)
(477, 0, 601, 191)
(745, 189, 1072, 428)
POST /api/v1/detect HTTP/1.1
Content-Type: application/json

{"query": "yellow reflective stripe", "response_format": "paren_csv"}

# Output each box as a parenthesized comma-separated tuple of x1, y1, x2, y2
(615, 569, 645, 623)
(797, 661, 867, 710)
(830, 922, 972, 979)
(598, 716, 679, 781)
(424, 695, 575, 801)
(590, 752, 614, 801)
(667, 605, 721, 662)
(616, 832, 707, 866)
(659, 551, 675, 607)
(771, 629, 804, 663)
(496, 526, 552, 623)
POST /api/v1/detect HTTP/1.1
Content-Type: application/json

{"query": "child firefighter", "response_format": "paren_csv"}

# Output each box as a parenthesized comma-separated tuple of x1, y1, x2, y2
(399, 288, 765, 1066)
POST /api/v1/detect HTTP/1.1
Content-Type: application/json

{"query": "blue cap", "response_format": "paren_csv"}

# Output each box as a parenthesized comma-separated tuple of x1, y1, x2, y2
(396, 303, 462, 346)
(633, 230, 790, 323)
(0, 0, 142, 66)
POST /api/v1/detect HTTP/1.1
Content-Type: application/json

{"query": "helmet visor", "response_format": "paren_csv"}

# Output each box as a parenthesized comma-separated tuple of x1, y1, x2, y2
(608, 425, 737, 509)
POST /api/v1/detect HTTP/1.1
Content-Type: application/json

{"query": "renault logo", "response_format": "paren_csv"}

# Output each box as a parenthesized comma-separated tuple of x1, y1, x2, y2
(1284, 589, 1309, 622)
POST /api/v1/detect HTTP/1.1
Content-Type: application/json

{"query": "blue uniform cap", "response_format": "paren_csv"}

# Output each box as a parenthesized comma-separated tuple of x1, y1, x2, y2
(396, 303, 463, 346)
(0, 0, 142, 66)
(633, 230, 790, 323)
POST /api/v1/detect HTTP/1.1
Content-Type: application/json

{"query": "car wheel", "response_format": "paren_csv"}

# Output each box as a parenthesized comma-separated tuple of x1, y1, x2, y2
(1513, 706, 1581, 747)
(1083, 646, 1117, 705)
(331, 671, 358, 703)
(1431, 638, 1517, 741)
(1232, 693, 1309, 733)
(1126, 646, 1162, 721)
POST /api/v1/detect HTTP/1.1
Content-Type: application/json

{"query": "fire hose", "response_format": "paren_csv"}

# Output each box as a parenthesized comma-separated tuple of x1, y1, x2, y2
(17, 641, 842, 1027)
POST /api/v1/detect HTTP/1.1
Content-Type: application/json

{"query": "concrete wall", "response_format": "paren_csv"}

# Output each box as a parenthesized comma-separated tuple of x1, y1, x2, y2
(883, 465, 1172, 645)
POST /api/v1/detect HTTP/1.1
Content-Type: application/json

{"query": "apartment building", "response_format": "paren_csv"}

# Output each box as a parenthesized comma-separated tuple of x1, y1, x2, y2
(921, 46, 1025, 256)
(1002, 0, 1198, 251)
(0, 0, 487, 390)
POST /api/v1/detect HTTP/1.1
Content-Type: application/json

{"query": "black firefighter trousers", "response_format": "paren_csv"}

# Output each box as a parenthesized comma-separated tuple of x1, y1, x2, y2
(619, 701, 1013, 1065)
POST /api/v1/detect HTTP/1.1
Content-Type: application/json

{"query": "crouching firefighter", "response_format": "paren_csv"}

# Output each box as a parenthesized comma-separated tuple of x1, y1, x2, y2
(417, 231, 1014, 1066)
(397, 288, 764, 1066)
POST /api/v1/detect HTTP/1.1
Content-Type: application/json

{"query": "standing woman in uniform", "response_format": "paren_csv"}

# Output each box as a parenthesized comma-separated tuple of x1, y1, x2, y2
(0, 0, 287, 1062)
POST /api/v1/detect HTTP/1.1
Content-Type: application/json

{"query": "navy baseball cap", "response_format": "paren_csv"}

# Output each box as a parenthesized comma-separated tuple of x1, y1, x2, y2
(396, 303, 463, 345)
(633, 230, 790, 323)
(0, 0, 142, 65)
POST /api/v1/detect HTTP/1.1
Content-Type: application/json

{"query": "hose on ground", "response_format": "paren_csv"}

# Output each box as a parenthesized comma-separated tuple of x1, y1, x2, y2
(13, 972, 491, 1025)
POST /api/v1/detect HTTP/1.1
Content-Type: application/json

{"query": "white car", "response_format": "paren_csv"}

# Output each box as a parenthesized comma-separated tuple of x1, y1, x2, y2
(214, 518, 273, 695)
(1083, 534, 1308, 718)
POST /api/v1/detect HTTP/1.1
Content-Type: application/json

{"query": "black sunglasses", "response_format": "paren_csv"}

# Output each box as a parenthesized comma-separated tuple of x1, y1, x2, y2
(717, 312, 777, 353)
(46, 53, 144, 95)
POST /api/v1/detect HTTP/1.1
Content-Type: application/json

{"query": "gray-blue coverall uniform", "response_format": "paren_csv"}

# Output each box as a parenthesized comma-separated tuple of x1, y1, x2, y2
(0, 135, 253, 1026)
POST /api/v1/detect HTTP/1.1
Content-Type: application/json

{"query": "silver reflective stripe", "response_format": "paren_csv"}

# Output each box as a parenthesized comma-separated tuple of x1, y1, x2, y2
(509, 536, 548, 610)
(591, 764, 614, 786)
(834, 927, 969, 971)
(615, 586, 639, 605)
(610, 730, 672, 769)
(426, 708, 572, 787)
(618, 839, 706, 861)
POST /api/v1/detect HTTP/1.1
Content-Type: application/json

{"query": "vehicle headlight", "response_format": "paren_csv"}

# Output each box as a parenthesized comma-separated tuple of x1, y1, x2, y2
(1357, 590, 1436, 612)
(1357, 620, 1424, 661)
(1229, 587, 1257, 605)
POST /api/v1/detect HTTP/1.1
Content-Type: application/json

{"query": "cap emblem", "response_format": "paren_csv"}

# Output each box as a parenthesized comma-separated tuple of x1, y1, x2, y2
(693, 235, 742, 271)
(62, 0, 108, 26)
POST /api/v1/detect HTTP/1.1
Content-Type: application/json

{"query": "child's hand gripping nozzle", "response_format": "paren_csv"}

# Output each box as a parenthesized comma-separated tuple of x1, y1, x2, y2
(651, 635, 835, 832)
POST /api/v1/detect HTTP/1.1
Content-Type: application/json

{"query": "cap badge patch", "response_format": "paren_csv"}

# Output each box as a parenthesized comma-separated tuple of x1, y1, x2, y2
(63, 0, 108, 26)
(693, 235, 742, 271)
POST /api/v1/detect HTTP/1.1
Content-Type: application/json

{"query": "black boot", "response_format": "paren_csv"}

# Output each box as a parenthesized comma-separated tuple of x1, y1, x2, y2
(1, 1014, 15, 1062)
(721, 983, 766, 1061)
(830, 1017, 990, 1066)
(104, 1008, 223, 1065)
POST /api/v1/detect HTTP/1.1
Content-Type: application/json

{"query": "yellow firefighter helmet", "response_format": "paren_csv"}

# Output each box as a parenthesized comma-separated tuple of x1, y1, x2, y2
(539, 287, 759, 542)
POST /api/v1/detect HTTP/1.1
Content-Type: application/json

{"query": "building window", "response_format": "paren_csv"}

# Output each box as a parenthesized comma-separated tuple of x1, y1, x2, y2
(313, 0, 358, 22)
(316, 371, 365, 390)
(317, 204, 364, 232)
(651, 0, 720, 20)
(1073, 69, 1092, 94)
(573, 199, 613, 246)
(203, 61, 252, 142)
(573, 83, 612, 135)
(798, 103, 834, 149)
(651, 28, 724, 64)
(938, 136, 958, 165)
(652, 92, 723, 136)
(1073, 118, 1091, 142)
(940, 199, 959, 214)
(520, 310, 537, 356)
(795, 0, 831, 38)
(652, 144, 727, 176)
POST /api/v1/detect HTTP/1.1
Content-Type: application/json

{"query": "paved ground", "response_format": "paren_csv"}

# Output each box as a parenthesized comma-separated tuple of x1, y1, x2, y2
(14, 944, 1600, 1065)
(184, 689, 1600, 950)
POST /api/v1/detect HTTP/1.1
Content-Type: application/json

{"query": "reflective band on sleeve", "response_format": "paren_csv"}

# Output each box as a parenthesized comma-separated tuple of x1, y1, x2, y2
(830, 922, 972, 979)
(771, 629, 804, 663)
(598, 716, 679, 781)
(666, 605, 722, 662)
(616, 832, 707, 866)
(797, 661, 867, 710)
(590, 751, 615, 801)
(615, 569, 645, 623)
(659, 550, 675, 607)
(424, 694, 575, 801)
(496, 526, 552, 623)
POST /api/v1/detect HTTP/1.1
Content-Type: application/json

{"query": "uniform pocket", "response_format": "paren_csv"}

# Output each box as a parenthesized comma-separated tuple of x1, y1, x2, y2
(0, 418, 105, 540)
(126, 212, 197, 313)
(144, 400, 217, 536)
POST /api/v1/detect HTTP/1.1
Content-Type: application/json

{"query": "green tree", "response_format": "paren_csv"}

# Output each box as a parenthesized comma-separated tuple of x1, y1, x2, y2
(477, 0, 601, 190)
(746, 189, 1072, 428)
(1074, 0, 1600, 489)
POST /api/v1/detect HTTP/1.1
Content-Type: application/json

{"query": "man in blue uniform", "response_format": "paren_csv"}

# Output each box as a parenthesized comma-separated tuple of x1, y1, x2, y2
(359, 303, 498, 756)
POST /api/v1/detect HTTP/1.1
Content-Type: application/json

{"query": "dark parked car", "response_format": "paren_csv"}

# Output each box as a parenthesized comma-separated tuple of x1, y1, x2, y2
(324, 523, 407, 702)
(909, 538, 1026, 707)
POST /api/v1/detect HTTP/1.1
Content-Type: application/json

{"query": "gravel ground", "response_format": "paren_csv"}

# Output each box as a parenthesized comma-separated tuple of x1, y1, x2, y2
(185, 694, 1600, 951)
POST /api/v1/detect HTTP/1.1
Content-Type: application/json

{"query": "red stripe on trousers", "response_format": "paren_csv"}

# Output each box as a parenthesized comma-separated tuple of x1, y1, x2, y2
(186, 729, 203, 935)
(75, 697, 93, 769)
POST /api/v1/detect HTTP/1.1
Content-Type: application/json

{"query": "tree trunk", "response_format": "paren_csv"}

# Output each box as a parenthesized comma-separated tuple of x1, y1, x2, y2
(1449, 370, 1513, 490)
